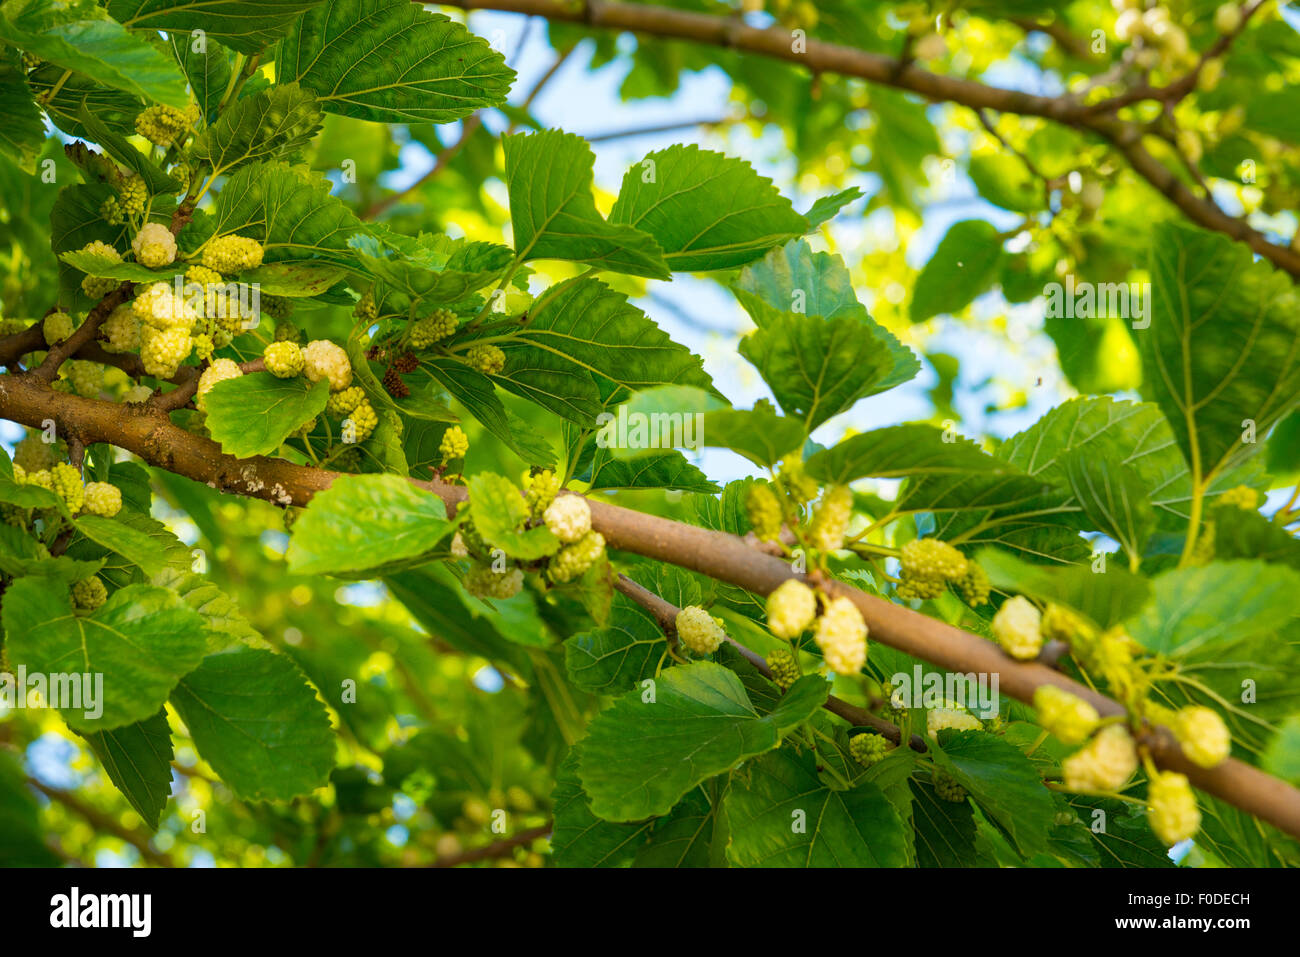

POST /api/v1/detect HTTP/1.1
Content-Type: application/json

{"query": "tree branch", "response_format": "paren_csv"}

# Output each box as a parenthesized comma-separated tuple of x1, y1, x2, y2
(29, 778, 175, 867)
(429, 0, 1300, 277)
(428, 823, 551, 867)
(3, 374, 1299, 838)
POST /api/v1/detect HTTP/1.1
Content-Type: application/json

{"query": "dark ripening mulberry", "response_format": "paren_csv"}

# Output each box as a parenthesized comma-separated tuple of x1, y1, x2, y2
(393, 351, 419, 373)
(382, 365, 410, 398)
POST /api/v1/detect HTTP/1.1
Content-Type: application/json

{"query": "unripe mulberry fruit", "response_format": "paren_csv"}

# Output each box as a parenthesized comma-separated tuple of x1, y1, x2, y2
(766, 647, 801, 690)
(51, 462, 84, 513)
(260, 295, 293, 322)
(82, 482, 122, 518)
(353, 289, 377, 320)
(900, 538, 968, 582)
(1040, 603, 1089, 644)
(264, 341, 304, 379)
(195, 358, 242, 411)
(896, 574, 946, 601)
(543, 495, 591, 544)
(78, 240, 122, 299)
(201, 234, 264, 275)
(467, 343, 505, 375)
(133, 281, 197, 333)
(548, 530, 606, 583)
(1217, 485, 1259, 511)
(66, 360, 102, 398)
(185, 264, 223, 288)
(1214, 2, 1241, 34)
(777, 455, 818, 505)
(411, 309, 458, 348)
(301, 339, 352, 392)
(326, 385, 365, 418)
(766, 579, 817, 639)
(140, 327, 192, 378)
(675, 606, 727, 655)
(100, 196, 124, 225)
(523, 469, 560, 517)
(439, 425, 469, 463)
(43, 312, 76, 346)
(1032, 684, 1100, 745)
(850, 733, 889, 767)
(991, 595, 1043, 660)
(746, 483, 783, 541)
(953, 561, 990, 607)
(119, 176, 147, 218)
(465, 562, 524, 600)
(1147, 771, 1200, 845)
(1171, 706, 1230, 768)
(26, 469, 53, 491)
(1062, 724, 1138, 792)
(72, 576, 107, 611)
(191, 333, 214, 361)
(134, 104, 198, 147)
(813, 596, 868, 675)
(131, 222, 177, 268)
(932, 769, 967, 803)
(14, 435, 56, 472)
(808, 484, 852, 551)
(343, 399, 378, 443)
(99, 305, 142, 358)
(927, 707, 983, 736)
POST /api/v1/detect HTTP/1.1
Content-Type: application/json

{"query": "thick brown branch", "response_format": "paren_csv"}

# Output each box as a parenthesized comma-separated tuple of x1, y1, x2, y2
(3, 375, 1299, 839)
(430, 0, 1300, 277)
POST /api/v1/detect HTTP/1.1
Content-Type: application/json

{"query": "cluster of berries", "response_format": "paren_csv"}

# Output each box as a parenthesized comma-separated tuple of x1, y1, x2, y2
(134, 104, 201, 148)
(897, 538, 989, 606)
(765, 578, 868, 677)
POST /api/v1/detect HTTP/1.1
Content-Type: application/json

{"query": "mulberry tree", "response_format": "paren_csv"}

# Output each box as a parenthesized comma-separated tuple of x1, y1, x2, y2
(1, 0, 1299, 870)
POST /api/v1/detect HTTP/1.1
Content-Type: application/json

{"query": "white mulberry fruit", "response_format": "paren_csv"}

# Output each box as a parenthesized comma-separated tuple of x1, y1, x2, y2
(411, 309, 458, 348)
(82, 482, 122, 518)
(548, 531, 605, 583)
(439, 425, 469, 462)
(201, 234, 264, 275)
(131, 222, 177, 268)
(766, 579, 817, 639)
(1171, 706, 1230, 768)
(326, 385, 365, 417)
(140, 326, 192, 378)
(301, 339, 352, 392)
(195, 357, 242, 411)
(1032, 685, 1099, 745)
(675, 606, 727, 655)
(992, 596, 1043, 661)
(813, 596, 868, 675)
(808, 484, 852, 551)
(43, 312, 76, 346)
(72, 576, 107, 611)
(927, 707, 983, 736)
(343, 399, 378, 443)
(543, 495, 591, 544)
(465, 562, 524, 600)
(51, 462, 84, 513)
(264, 340, 304, 379)
(1147, 771, 1200, 845)
(1062, 724, 1138, 792)
(766, 647, 801, 690)
(99, 304, 141, 354)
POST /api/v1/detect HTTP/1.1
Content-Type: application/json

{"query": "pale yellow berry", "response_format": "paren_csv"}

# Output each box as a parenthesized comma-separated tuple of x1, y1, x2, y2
(1032, 685, 1100, 745)
(543, 495, 591, 544)
(1062, 725, 1138, 792)
(195, 357, 242, 411)
(82, 482, 122, 518)
(548, 531, 605, 583)
(43, 312, 76, 346)
(675, 606, 727, 655)
(766, 579, 817, 639)
(326, 385, 365, 417)
(301, 339, 352, 392)
(927, 707, 983, 736)
(201, 234, 264, 275)
(465, 563, 524, 599)
(72, 576, 107, 611)
(813, 596, 867, 675)
(1147, 771, 1200, 845)
(140, 327, 192, 378)
(51, 462, 84, 513)
(343, 399, 378, 443)
(263, 340, 304, 378)
(131, 222, 177, 268)
(439, 425, 469, 462)
(1171, 706, 1231, 768)
(992, 596, 1043, 660)
(99, 304, 140, 353)
(808, 484, 852, 551)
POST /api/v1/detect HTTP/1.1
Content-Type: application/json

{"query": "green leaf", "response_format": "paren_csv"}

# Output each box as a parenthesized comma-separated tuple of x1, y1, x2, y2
(739, 312, 921, 432)
(239, 262, 348, 297)
(80, 709, 173, 830)
(280, 0, 513, 124)
(806, 424, 1046, 512)
(699, 405, 806, 469)
(632, 787, 716, 868)
(1142, 222, 1300, 482)
(59, 249, 163, 283)
(109, 0, 329, 55)
(170, 648, 335, 801)
(152, 566, 266, 653)
(609, 144, 808, 272)
(1263, 716, 1300, 784)
(466, 472, 559, 560)
(503, 277, 714, 421)
(1127, 560, 1300, 656)
(0, 751, 58, 866)
(911, 779, 980, 867)
(1, 0, 189, 108)
(910, 220, 1004, 323)
(724, 748, 909, 867)
(968, 152, 1040, 213)
(190, 82, 323, 175)
(423, 358, 556, 465)
(977, 548, 1150, 628)
(350, 233, 512, 304)
(503, 130, 669, 279)
(3, 579, 208, 732)
(0, 525, 103, 583)
(287, 474, 449, 576)
(203, 372, 329, 458)
(577, 663, 827, 821)
(732, 239, 866, 324)
(563, 598, 667, 694)
(1060, 450, 1156, 565)
(803, 187, 864, 229)
(551, 748, 652, 867)
(168, 31, 232, 123)
(76, 102, 179, 194)
(208, 162, 365, 265)
(0, 50, 44, 173)
(930, 729, 1056, 857)
(73, 514, 169, 576)
(588, 449, 718, 493)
